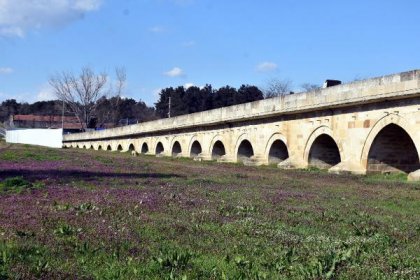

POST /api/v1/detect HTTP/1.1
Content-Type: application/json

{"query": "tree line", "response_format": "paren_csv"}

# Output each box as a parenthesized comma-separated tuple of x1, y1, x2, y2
(2, 67, 320, 131)
(1, 84, 264, 128)
(155, 84, 263, 118)
(0, 98, 157, 128)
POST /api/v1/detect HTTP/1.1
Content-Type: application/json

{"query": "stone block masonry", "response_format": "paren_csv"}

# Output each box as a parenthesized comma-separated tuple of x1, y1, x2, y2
(63, 70, 420, 180)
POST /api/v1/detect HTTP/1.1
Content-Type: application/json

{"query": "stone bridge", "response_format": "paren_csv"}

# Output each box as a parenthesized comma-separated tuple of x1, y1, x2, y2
(63, 70, 420, 180)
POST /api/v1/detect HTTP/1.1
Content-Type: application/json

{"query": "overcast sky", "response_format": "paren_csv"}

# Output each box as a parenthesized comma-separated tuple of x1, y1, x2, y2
(1, 0, 420, 105)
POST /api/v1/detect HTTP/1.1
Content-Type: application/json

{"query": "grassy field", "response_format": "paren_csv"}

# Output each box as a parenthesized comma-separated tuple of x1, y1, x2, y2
(0, 143, 419, 279)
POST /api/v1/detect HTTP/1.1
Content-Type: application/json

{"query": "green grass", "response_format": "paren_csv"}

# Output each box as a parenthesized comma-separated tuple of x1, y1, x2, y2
(0, 145, 63, 161)
(0, 143, 418, 279)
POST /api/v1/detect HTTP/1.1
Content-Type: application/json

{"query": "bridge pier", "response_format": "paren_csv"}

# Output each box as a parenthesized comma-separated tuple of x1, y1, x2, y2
(242, 155, 265, 166)
(195, 153, 212, 161)
(277, 157, 307, 170)
(328, 161, 366, 175)
(216, 155, 235, 163)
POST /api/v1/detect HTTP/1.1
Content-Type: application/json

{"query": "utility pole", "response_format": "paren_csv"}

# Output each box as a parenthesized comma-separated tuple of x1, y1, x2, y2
(168, 96, 171, 118)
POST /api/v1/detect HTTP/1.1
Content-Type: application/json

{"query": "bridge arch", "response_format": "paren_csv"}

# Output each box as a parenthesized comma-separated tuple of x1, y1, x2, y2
(117, 144, 123, 151)
(264, 133, 289, 164)
(106, 144, 112, 151)
(97, 144, 102, 151)
(190, 141, 202, 158)
(361, 114, 420, 173)
(209, 135, 227, 160)
(304, 126, 342, 169)
(155, 141, 165, 155)
(188, 135, 202, 158)
(235, 134, 254, 163)
(171, 140, 182, 157)
(141, 142, 149, 154)
(128, 143, 135, 153)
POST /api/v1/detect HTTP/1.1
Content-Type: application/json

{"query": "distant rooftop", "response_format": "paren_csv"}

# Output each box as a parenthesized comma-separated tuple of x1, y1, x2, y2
(12, 114, 82, 130)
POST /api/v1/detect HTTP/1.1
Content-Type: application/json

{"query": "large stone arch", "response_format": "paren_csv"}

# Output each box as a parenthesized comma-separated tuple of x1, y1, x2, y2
(154, 138, 167, 155)
(209, 134, 227, 160)
(171, 141, 182, 157)
(361, 114, 420, 173)
(140, 141, 149, 154)
(188, 135, 202, 158)
(264, 133, 289, 165)
(169, 136, 184, 157)
(127, 143, 136, 153)
(234, 133, 255, 163)
(304, 126, 342, 168)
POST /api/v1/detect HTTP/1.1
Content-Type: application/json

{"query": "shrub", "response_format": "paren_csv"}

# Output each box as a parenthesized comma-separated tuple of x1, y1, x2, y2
(0, 177, 44, 194)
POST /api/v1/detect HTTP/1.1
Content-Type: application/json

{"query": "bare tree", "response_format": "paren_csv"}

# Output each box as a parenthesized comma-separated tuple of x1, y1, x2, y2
(49, 67, 126, 131)
(263, 79, 292, 98)
(301, 83, 321, 92)
(95, 67, 127, 127)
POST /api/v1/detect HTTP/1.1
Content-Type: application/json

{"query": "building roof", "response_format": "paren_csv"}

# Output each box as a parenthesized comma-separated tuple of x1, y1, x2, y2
(13, 114, 83, 130)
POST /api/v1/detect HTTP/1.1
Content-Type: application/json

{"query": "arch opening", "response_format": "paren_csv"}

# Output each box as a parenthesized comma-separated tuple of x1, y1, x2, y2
(98, 145, 102, 150)
(83, 145, 87, 149)
(106, 145, 112, 151)
(172, 141, 182, 157)
(89, 145, 93, 150)
(237, 140, 254, 163)
(117, 144, 123, 151)
(128, 144, 135, 152)
(211, 140, 226, 160)
(141, 143, 149, 154)
(156, 142, 164, 155)
(367, 124, 420, 173)
(190, 141, 202, 158)
(308, 134, 341, 169)
(268, 140, 289, 164)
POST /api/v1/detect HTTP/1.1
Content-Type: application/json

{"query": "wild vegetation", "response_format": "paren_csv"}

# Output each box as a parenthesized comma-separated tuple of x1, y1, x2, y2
(0, 143, 418, 279)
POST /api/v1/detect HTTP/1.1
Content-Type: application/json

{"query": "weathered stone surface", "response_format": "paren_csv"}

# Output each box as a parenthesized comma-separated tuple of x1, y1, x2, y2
(408, 169, 420, 182)
(328, 162, 351, 175)
(63, 70, 420, 176)
(277, 159, 297, 170)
